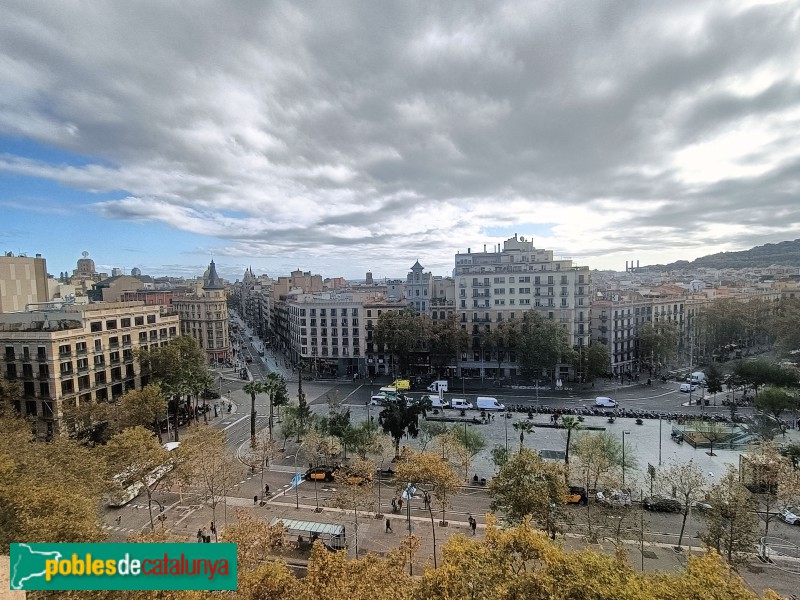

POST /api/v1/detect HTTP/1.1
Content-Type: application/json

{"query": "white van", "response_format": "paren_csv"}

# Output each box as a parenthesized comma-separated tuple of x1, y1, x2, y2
(476, 397, 505, 411)
(427, 380, 449, 393)
(429, 394, 450, 409)
(450, 398, 473, 410)
(687, 371, 706, 384)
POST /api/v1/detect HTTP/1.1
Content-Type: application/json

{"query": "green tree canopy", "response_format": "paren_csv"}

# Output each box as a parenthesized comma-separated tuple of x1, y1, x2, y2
(488, 448, 567, 535)
(516, 310, 571, 380)
(378, 395, 430, 457)
(373, 307, 430, 374)
(637, 320, 680, 370)
(429, 313, 469, 374)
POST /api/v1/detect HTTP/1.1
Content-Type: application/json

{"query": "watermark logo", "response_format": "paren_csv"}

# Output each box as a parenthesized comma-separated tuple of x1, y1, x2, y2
(10, 543, 237, 591)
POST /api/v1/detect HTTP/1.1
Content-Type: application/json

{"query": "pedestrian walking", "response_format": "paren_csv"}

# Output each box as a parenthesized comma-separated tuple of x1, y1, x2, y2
(468, 515, 477, 536)
(423, 492, 430, 510)
(398, 497, 403, 512)
(385, 518, 393, 533)
(197, 528, 203, 543)
(391, 496, 398, 513)
(265, 483, 270, 496)
(210, 521, 216, 538)
(115, 515, 122, 525)
(202, 527, 210, 543)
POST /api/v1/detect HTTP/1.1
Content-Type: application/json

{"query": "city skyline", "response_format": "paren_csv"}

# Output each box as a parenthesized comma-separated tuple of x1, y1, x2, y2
(2, 1, 800, 282)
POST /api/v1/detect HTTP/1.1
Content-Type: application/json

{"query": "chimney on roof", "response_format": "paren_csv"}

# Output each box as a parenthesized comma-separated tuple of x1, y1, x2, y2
(484, 244, 486, 252)
(468, 248, 471, 254)
(626, 261, 629, 272)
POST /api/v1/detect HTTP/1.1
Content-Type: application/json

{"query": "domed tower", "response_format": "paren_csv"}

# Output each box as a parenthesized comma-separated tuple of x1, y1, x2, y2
(75, 251, 96, 278)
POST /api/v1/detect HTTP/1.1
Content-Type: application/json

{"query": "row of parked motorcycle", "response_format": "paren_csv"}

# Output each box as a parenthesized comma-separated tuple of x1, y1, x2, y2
(502, 403, 750, 425)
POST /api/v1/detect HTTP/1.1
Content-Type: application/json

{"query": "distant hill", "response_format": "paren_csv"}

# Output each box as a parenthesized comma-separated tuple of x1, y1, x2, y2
(646, 239, 800, 271)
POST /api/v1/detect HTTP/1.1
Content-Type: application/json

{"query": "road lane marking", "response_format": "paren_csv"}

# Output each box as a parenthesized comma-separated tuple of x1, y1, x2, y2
(223, 413, 250, 431)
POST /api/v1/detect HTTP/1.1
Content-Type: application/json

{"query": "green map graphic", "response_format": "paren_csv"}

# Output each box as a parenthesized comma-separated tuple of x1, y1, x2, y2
(10, 544, 62, 590)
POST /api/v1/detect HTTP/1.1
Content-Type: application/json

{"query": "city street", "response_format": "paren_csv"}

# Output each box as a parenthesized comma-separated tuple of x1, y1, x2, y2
(98, 311, 800, 595)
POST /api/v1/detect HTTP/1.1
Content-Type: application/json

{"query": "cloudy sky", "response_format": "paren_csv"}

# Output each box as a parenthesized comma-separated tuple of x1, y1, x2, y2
(1, 1, 799, 282)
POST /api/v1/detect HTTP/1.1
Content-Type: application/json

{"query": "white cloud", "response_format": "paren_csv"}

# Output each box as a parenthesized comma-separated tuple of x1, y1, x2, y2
(1, 0, 800, 276)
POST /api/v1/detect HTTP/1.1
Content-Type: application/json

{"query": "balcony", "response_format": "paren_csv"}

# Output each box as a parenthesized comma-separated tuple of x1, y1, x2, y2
(472, 282, 490, 287)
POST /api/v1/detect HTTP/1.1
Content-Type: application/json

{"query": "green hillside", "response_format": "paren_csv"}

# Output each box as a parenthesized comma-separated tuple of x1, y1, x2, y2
(647, 239, 800, 271)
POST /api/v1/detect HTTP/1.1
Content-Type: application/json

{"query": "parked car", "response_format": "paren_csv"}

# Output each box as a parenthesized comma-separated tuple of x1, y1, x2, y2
(564, 486, 588, 505)
(450, 398, 474, 410)
(643, 496, 682, 513)
(679, 383, 697, 393)
(596, 489, 631, 507)
(369, 395, 386, 406)
(595, 396, 617, 408)
(781, 506, 800, 525)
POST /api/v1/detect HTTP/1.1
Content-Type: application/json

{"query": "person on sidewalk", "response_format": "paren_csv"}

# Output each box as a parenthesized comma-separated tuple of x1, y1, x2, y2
(468, 515, 477, 535)
(197, 528, 203, 543)
(385, 518, 393, 533)
(398, 497, 403, 512)
(391, 496, 398, 513)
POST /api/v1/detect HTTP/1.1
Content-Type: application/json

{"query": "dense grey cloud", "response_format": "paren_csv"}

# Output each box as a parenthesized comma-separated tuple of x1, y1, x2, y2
(1, 0, 800, 276)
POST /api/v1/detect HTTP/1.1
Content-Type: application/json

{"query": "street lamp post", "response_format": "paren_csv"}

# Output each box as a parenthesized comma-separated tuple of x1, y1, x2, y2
(622, 431, 631, 488)
(504, 411, 509, 452)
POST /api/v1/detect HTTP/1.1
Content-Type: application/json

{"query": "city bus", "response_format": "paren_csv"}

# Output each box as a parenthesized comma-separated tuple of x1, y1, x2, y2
(105, 442, 180, 507)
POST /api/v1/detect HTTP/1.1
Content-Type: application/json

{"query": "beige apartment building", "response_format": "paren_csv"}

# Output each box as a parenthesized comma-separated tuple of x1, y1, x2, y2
(0, 301, 179, 438)
(0, 253, 50, 313)
(172, 260, 230, 364)
(286, 293, 365, 378)
(454, 235, 591, 380)
(592, 292, 685, 376)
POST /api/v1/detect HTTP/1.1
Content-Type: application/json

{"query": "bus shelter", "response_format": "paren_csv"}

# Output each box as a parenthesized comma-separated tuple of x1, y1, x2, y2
(270, 518, 346, 551)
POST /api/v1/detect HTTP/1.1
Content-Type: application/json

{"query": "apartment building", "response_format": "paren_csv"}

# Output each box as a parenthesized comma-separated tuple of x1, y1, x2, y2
(0, 252, 50, 313)
(454, 235, 591, 380)
(0, 301, 180, 438)
(286, 293, 365, 378)
(172, 260, 230, 364)
(592, 292, 686, 376)
(406, 261, 433, 312)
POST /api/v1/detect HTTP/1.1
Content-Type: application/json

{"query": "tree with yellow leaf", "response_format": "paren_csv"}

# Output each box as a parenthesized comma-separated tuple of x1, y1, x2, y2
(105, 425, 170, 532)
(0, 412, 107, 551)
(332, 456, 376, 558)
(488, 448, 566, 538)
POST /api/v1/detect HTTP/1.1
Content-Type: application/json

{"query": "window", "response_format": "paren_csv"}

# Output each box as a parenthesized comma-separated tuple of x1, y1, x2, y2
(58, 344, 71, 357)
(147, 314, 156, 324)
(90, 321, 102, 332)
(135, 316, 144, 326)
(94, 339, 103, 351)
(37, 346, 47, 360)
(121, 318, 131, 327)
(106, 319, 118, 330)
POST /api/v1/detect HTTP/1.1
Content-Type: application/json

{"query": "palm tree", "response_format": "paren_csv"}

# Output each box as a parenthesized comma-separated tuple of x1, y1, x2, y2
(242, 380, 265, 448)
(262, 372, 287, 441)
(512, 421, 535, 453)
(560, 415, 582, 467)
